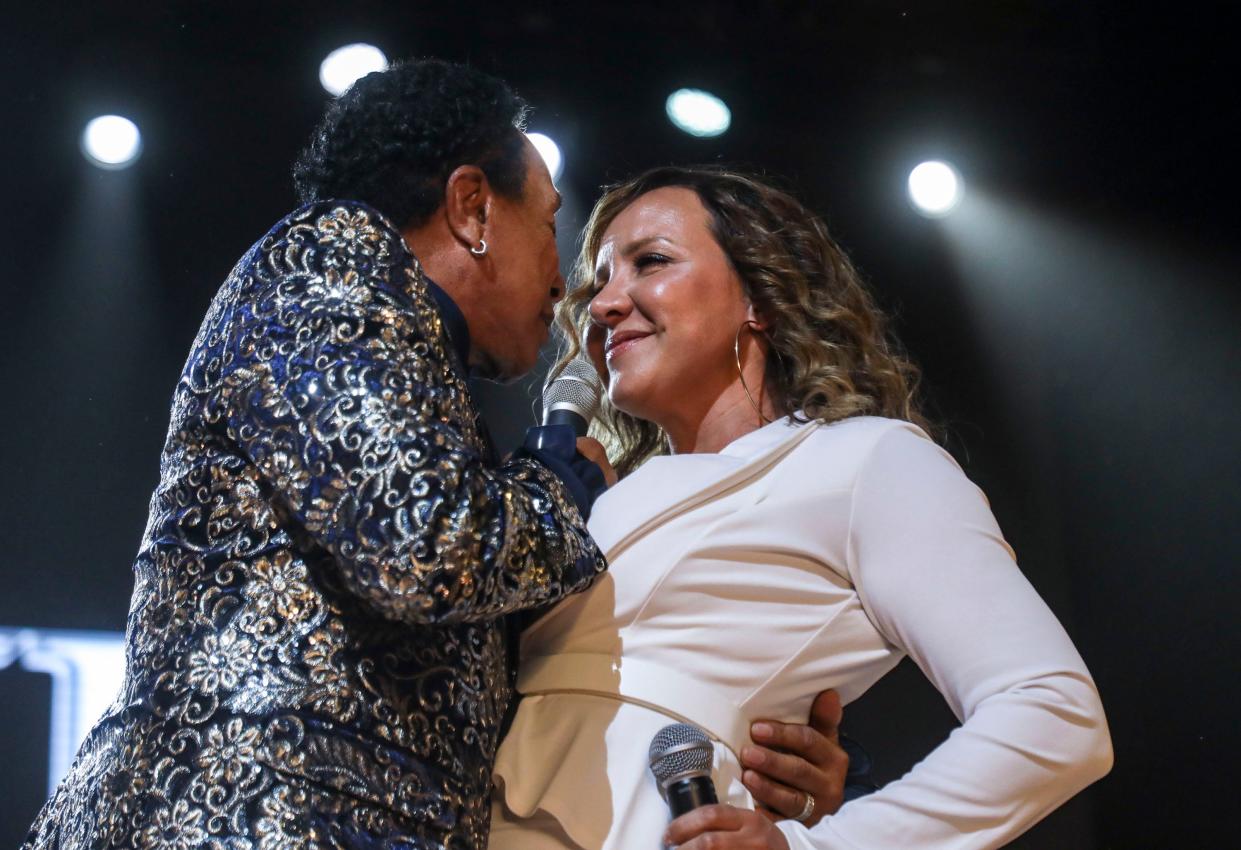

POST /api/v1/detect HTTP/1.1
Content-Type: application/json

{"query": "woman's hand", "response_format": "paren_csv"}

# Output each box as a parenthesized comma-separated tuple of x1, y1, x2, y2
(665, 804, 791, 849)
(742, 689, 847, 826)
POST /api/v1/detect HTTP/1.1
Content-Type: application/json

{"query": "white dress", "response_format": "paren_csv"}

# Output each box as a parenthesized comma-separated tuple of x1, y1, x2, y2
(489, 416, 1111, 850)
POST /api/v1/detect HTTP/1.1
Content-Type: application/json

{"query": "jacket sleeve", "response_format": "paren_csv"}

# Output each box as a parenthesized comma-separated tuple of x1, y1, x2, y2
(779, 424, 1112, 850)
(207, 203, 606, 625)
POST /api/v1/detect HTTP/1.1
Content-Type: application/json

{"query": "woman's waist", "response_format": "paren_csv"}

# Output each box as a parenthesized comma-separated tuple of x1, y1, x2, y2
(494, 694, 752, 850)
(517, 651, 765, 759)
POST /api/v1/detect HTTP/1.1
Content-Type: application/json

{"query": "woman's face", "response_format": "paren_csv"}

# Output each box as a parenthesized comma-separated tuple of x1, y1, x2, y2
(588, 187, 755, 428)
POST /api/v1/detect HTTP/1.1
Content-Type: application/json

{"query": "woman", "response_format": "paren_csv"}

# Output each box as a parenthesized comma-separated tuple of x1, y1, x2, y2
(489, 167, 1112, 849)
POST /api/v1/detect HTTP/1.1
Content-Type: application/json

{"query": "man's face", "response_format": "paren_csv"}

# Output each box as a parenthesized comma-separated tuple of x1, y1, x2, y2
(471, 138, 563, 380)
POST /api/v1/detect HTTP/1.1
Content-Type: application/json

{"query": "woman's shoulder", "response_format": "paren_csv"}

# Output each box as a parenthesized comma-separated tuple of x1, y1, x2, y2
(799, 415, 935, 459)
(770, 415, 960, 495)
(758, 416, 930, 496)
(816, 417, 989, 524)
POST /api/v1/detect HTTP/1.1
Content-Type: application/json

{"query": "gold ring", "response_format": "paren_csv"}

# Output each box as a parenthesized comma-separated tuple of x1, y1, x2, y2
(795, 791, 816, 823)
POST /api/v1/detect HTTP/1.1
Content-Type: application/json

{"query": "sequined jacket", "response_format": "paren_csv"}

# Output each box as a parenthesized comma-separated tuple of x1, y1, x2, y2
(22, 202, 606, 850)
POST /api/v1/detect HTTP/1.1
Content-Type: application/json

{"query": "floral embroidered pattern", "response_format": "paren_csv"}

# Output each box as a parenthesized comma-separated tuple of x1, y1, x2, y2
(254, 784, 310, 850)
(244, 552, 313, 621)
(21, 202, 606, 849)
(187, 630, 256, 695)
(140, 800, 207, 850)
(196, 718, 261, 784)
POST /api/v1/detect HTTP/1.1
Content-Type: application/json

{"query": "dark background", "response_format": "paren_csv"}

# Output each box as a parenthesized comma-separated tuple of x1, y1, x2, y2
(2, 2, 1238, 846)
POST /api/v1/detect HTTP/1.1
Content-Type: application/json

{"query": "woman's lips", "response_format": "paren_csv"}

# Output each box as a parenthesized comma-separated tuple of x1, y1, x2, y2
(605, 333, 650, 361)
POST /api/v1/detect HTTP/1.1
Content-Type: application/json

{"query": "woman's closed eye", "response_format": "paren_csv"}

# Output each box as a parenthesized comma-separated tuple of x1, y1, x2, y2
(634, 253, 671, 271)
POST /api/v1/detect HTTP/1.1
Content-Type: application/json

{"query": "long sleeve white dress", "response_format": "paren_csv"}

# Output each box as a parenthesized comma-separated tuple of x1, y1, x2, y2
(488, 416, 1112, 850)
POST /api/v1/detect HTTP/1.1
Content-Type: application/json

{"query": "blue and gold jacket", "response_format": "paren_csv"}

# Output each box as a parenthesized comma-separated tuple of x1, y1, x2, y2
(23, 202, 606, 850)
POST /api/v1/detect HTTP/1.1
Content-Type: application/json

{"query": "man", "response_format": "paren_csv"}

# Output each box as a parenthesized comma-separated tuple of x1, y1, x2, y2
(23, 60, 852, 849)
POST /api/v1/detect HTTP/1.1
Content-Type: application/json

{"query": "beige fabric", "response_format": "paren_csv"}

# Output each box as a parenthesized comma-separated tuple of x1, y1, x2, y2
(489, 782, 582, 850)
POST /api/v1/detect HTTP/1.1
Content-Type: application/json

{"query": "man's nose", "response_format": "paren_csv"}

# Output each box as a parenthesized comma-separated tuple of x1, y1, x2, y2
(548, 271, 566, 303)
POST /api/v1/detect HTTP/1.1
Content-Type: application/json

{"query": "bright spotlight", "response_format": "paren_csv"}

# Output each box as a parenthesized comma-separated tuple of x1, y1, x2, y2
(319, 43, 388, 96)
(81, 115, 142, 170)
(526, 132, 563, 181)
(908, 160, 963, 216)
(666, 88, 731, 137)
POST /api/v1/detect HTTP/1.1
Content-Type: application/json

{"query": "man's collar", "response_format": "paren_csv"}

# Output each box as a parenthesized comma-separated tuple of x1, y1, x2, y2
(425, 278, 471, 369)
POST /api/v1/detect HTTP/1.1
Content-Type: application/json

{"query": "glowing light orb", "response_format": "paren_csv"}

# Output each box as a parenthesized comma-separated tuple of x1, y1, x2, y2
(526, 132, 563, 181)
(81, 115, 142, 169)
(908, 160, 963, 216)
(319, 44, 389, 96)
(666, 88, 731, 137)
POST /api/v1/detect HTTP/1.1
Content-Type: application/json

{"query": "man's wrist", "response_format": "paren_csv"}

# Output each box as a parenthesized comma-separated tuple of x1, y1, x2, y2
(518, 425, 607, 518)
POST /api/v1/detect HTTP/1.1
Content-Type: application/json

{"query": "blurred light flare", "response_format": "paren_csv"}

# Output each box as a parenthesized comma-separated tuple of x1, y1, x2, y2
(320, 44, 389, 96)
(81, 115, 141, 170)
(1, 627, 126, 794)
(666, 88, 731, 137)
(908, 160, 962, 216)
(526, 132, 563, 181)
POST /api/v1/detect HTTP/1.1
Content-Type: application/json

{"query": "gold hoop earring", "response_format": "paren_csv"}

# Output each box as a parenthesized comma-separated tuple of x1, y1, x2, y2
(735, 321, 772, 424)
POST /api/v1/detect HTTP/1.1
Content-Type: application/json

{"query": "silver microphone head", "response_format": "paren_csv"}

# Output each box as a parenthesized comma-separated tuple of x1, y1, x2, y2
(648, 723, 714, 789)
(543, 357, 604, 424)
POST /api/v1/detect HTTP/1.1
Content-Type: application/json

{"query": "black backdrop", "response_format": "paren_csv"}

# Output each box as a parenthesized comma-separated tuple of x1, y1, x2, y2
(2, 2, 1238, 846)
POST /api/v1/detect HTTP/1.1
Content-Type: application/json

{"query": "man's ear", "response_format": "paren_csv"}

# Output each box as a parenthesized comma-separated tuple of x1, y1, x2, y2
(443, 165, 491, 250)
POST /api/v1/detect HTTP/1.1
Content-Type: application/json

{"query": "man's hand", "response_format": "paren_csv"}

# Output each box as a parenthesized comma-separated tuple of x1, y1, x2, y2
(741, 690, 847, 827)
(575, 436, 616, 487)
(665, 804, 791, 850)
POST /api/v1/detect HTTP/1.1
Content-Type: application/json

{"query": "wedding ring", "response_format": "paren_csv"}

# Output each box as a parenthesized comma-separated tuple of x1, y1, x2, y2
(795, 791, 816, 823)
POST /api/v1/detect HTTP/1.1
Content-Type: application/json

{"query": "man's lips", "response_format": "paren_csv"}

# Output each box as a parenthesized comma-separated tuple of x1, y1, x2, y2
(605, 330, 652, 360)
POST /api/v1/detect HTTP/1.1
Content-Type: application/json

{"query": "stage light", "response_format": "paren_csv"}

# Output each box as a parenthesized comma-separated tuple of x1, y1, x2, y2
(908, 160, 963, 216)
(319, 43, 388, 96)
(526, 132, 563, 181)
(666, 88, 731, 137)
(81, 115, 141, 170)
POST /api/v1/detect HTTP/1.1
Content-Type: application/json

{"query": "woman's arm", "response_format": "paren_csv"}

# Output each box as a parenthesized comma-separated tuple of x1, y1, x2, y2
(778, 424, 1113, 849)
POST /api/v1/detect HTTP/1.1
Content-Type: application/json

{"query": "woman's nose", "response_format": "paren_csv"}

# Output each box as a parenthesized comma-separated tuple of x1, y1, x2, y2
(588, 278, 630, 326)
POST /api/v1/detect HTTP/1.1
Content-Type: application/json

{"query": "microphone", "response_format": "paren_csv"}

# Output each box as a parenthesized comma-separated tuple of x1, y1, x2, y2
(649, 723, 719, 818)
(524, 358, 606, 514)
(542, 357, 603, 436)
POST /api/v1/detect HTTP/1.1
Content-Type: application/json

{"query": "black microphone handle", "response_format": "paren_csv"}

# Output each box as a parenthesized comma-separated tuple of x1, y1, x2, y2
(666, 775, 719, 818)
(544, 407, 589, 437)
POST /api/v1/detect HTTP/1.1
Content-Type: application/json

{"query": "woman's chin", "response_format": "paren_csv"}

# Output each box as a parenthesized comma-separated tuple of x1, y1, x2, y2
(607, 379, 649, 421)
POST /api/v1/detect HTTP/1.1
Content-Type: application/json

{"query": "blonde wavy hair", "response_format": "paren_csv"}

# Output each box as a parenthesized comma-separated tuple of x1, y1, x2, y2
(553, 166, 930, 478)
